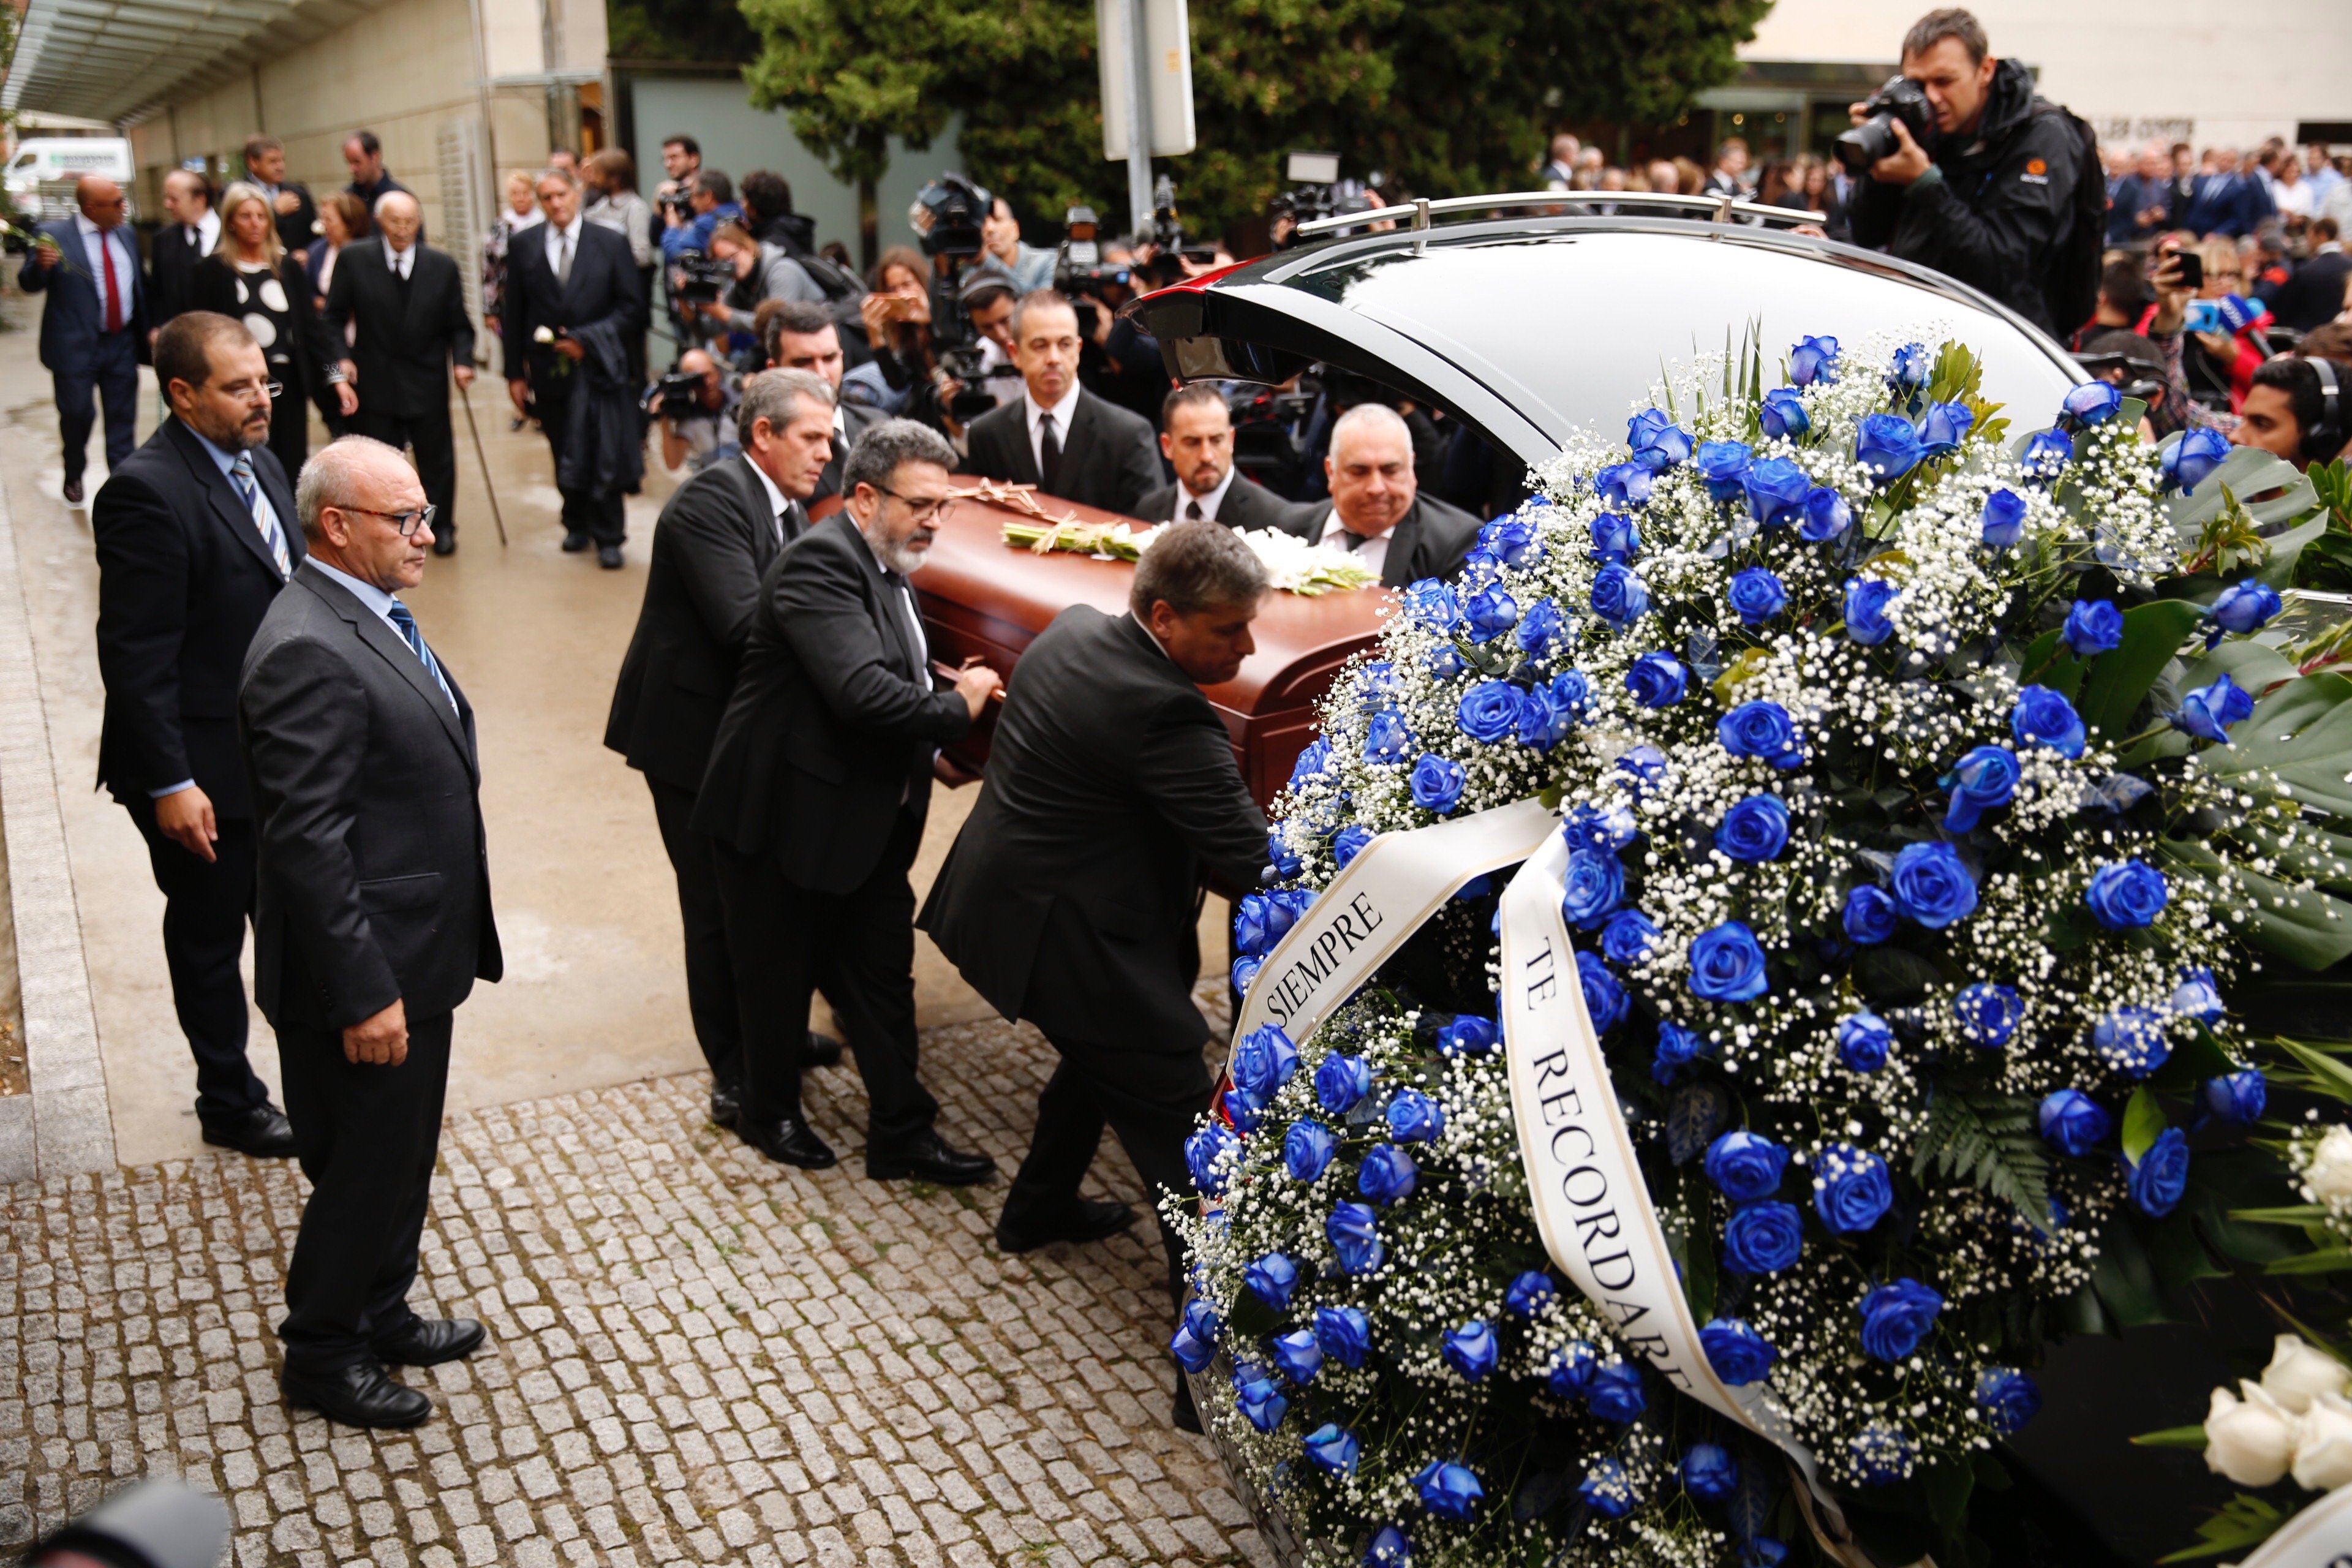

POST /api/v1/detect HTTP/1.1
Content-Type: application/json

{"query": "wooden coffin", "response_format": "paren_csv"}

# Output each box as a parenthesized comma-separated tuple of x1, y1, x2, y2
(914, 489, 1392, 807)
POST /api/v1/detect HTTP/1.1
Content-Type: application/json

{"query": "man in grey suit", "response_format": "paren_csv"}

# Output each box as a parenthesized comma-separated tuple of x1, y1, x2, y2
(239, 436, 502, 1428)
(1133, 384, 1291, 529)
(1275, 402, 1481, 586)
(960, 291, 1161, 514)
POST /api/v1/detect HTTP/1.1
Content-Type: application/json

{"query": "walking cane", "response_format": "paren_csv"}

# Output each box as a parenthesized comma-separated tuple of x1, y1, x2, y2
(456, 375, 510, 548)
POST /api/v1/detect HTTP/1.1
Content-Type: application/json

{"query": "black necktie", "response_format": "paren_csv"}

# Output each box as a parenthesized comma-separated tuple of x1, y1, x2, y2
(1340, 528, 1366, 551)
(1038, 412, 1062, 495)
(1186, 499, 1204, 522)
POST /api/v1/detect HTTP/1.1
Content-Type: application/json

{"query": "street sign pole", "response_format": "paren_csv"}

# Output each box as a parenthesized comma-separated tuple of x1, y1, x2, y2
(1123, 0, 1153, 234)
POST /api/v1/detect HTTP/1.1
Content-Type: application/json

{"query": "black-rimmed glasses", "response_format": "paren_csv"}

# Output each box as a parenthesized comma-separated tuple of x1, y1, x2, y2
(872, 483, 959, 525)
(342, 504, 438, 540)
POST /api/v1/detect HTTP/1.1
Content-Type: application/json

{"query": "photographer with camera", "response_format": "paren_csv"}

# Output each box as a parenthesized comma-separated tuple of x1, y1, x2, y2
(654, 348, 739, 475)
(1842, 8, 2100, 337)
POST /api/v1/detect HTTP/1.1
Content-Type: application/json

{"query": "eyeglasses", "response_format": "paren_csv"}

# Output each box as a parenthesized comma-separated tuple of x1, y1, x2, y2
(872, 483, 959, 525)
(218, 380, 284, 404)
(340, 503, 438, 540)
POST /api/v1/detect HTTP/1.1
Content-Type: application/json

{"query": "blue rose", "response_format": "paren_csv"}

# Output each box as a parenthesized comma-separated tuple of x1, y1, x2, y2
(1231, 955, 1262, 995)
(1233, 893, 1274, 956)
(1839, 1009, 1893, 1072)
(2163, 426, 2231, 494)
(1386, 1090, 1446, 1144)
(1178, 1297, 1219, 1352)
(1358, 1143, 1419, 1206)
(1790, 334, 1840, 386)
(1235, 1370, 1288, 1433)
(1888, 341, 1931, 396)
(1682, 1443, 1740, 1502)
(1551, 669, 1594, 720)
(1943, 744, 2019, 832)
(1223, 1084, 1267, 1133)
(1578, 1458, 1637, 1520)
(1689, 921, 1770, 1003)
(1363, 709, 1416, 763)
(1170, 1318, 1215, 1373)
(1626, 651, 1688, 709)
(1412, 1461, 1484, 1521)
(1364, 1525, 1411, 1566)
(1596, 460, 1655, 507)
(1745, 457, 1812, 526)
(1505, 1271, 1555, 1316)
(1479, 516, 1542, 568)
(1272, 886, 1314, 934)
(1185, 1124, 1238, 1195)
(1270, 1328, 1324, 1385)
(1589, 511, 1642, 563)
(2202, 1069, 2267, 1126)
(1602, 908, 1662, 965)
(1760, 387, 1811, 440)
(2173, 673, 2255, 744)
(1725, 1200, 1803, 1273)
(1891, 842, 1978, 929)
(1546, 1340, 1600, 1398)
(1855, 413, 1924, 483)
(1815, 1142, 1894, 1234)
(1844, 885, 1898, 944)
(1653, 1020, 1704, 1084)
(2130, 1127, 2191, 1218)
(1408, 753, 1464, 816)
(1719, 700, 1804, 769)
(1844, 576, 1899, 645)
(1457, 548, 1503, 591)
(1231, 1024, 1302, 1101)
(1287, 736, 1332, 791)
(1438, 1014, 1498, 1057)
(1463, 586, 1519, 643)
(2063, 598, 2125, 656)
(1920, 400, 1975, 458)
(2063, 380, 2124, 426)
(1858, 1277, 1943, 1362)
(2023, 428, 2074, 480)
(1314, 1304, 1371, 1368)
(1333, 824, 1374, 870)
(2038, 1089, 2111, 1156)
(1590, 564, 1652, 628)
(2212, 578, 2284, 637)
(1302, 1423, 1359, 1476)
(1564, 801, 1639, 852)
(1695, 440, 1755, 502)
(1245, 1252, 1302, 1312)
(1715, 794, 1791, 862)
(1403, 578, 1461, 632)
(1851, 1423, 1918, 1487)
(1578, 950, 1630, 1031)
(1422, 644, 1466, 680)
(1514, 596, 1566, 657)
(1700, 1317, 1778, 1387)
(1979, 486, 2027, 548)
(1284, 1119, 1339, 1182)
(2085, 859, 2169, 929)
(1441, 1321, 1498, 1382)
(1617, 744, 1672, 793)
(2094, 1006, 2171, 1077)
(1327, 1202, 1385, 1274)
(1975, 1368, 2043, 1436)
(1267, 829, 1302, 881)
(1456, 681, 1523, 744)
(1515, 683, 1575, 753)
(2174, 967, 2226, 1023)
(1586, 1362, 1647, 1423)
(1628, 408, 1695, 471)
(1705, 1129, 1789, 1202)
(1954, 982, 2023, 1049)
(1728, 567, 1788, 625)
(1559, 847, 1625, 928)
(1800, 485, 1853, 541)
(2012, 684, 2087, 758)
(1315, 1052, 1373, 1114)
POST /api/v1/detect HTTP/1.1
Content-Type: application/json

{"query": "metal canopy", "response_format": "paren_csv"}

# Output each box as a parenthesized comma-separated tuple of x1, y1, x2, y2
(2, 0, 398, 125)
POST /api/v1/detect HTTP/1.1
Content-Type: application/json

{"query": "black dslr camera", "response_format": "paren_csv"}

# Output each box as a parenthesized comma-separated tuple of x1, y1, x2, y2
(914, 172, 990, 262)
(1836, 74, 1936, 173)
(1053, 205, 1134, 341)
(645, 369, 709, 421)
(674, 252, 733, 304)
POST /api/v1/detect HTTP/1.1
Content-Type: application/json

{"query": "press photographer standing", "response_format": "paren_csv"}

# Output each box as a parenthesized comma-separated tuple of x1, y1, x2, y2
(1844, 9, 2098, 337)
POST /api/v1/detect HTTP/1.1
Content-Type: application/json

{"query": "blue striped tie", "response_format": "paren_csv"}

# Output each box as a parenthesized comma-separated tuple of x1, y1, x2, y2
(385, 601, 458, 714)
(228, 452, 291, 577)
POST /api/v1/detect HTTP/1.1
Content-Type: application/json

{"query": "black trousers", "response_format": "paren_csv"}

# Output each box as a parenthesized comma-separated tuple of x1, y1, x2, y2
(532, 376, 626, 546)
(646, 775, 741, 1090)
(352, 402, 457, 540)
(276, 1011, 451, 1374)
(1005, 1031, 1212, 1303)
(123, 796, 270, 1123)
(56, 330, 140, 483)
(263, 356, 309, 483)
(709, 813, 938, 1148)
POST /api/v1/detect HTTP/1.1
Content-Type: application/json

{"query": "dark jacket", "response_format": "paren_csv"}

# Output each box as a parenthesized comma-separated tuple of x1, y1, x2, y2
(919, 607, 1266, 1052)
(1133, 471, 1292, 529)
(321, 239, 476, 420)
(268, 183, 318, 258)
(692, 514, 973, 893)
(20, 217, 148, 371)
(190, 252, 337, 404)
(2106, 172, 2176, 246)
(2179, 172, 2273, 240)
(815, 399, 887, 505)
(1847, 58, 2089, 335)
(606, 456, 807, 791)
(1273, 492, 1483, 587)
(2273, 250, 2352, 334)
(145, 221, 209, 332)
(239, 564, 501, 1031)
(560, 316, 645, 498)
(92, 419, 301, 817)
(499, 219, 648, 391)
(962, 387, 1163, 516)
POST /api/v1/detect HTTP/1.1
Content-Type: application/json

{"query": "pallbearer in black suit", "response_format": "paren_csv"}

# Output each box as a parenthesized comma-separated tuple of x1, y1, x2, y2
(323, 191, 476, 555)
(919, 523, 1270, 1380)
(693, 421, 1000, 1180)
(1133, 383, 1293, 529)
(1274, 402, 1482, 586)
(92, 313, 301, 1158)
(960, 290, 1161, 515)
(605, 369, 845, 1128)
(240, 436, 502, 1428)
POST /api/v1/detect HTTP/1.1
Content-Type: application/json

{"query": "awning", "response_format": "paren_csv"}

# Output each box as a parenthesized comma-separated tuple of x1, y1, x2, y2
(2, 0, 401, 124)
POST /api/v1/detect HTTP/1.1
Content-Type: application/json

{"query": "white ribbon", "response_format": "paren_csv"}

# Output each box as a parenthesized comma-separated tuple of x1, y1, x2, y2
(2241, 1488, 2352, 1567)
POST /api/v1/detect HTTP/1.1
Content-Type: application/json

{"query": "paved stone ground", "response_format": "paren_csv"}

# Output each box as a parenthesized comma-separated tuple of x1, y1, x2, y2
(0, 1014, 1270, 1568)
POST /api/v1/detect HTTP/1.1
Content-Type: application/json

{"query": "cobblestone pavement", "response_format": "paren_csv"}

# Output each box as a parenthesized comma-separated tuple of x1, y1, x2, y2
(1, 1014, 1271, 1568)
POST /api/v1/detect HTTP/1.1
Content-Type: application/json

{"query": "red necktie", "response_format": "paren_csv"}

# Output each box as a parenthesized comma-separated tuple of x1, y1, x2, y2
(100, 232, 122, 334)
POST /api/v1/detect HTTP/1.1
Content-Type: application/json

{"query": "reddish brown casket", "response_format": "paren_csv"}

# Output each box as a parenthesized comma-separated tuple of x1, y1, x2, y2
(914, 492, 1392, 807)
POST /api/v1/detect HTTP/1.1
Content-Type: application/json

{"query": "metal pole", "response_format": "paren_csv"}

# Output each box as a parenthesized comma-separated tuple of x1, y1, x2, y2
(1123, 0, 1152, 235)
(456, 383, 510, 548)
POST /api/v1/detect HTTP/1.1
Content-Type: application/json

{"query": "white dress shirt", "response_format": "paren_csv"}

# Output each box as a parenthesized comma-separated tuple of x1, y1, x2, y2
(1174, 466, 1238, 523)
(543, 216, 584, 277)
(182, 209, 221, 255)
(1317, 510, 1390, 576)
(74, 213, 137, 320)
(385, 240, 417, 280)
(1023, 382, 1081, 479)
(743, 454, 793, 544)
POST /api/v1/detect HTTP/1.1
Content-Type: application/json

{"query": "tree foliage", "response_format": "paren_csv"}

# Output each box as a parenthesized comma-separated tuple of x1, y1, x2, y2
(741, 0, 1770, 242)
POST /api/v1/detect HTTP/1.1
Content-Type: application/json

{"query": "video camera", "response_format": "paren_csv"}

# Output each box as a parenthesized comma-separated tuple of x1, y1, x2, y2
(1268, 153, 1382, 249)
(674, 252, 734, 304)
(908, 173, 1003, 422)
(1052, 204, 1135, 342)
(644, 369, 712, 422)
(1836, 74, 1936, 174)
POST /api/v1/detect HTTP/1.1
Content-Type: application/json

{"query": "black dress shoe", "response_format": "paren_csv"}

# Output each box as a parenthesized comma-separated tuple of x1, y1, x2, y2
(598, 544, 625, 569)
(1172, 1376, 1202, 1434)
(281, 1362, 431, 1428)
(201, 1103, 297, 1158)
(740, 1115, 837, 1169)
(868, 1129, 996, 1185)
(62, 477, 84, 505)
(802, 1030, 843, 1069)
(995, 1198, 1138, 1254)
(709, 1083, 741, 1129)
(431, 533, 457, 556)
(371, 1317, 484, 1366)
(560, 530, 590, 552)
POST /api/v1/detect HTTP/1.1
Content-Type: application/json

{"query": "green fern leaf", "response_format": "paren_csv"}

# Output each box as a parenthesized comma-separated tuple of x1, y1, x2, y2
(1911, 1087, 2051, 1231)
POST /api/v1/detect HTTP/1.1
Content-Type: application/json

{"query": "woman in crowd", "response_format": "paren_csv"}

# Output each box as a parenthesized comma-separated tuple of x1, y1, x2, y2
(481, 170, 544, 341)
(2183, 233, 2269, 412)
(194, 181, 335, 479)
(304, 191, 372, 435)
(844, 246, 935, 421)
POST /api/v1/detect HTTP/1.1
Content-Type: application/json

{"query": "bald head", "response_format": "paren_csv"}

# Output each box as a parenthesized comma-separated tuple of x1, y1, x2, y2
(77, 176, 126, 229)
(1325, 402, 1416, 540)
(375, 189, 421, 251)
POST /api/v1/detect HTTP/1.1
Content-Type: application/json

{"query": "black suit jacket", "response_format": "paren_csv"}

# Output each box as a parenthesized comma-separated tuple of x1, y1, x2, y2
(919, 607, 1266, 1052)
(269, 184, 317, 258)
(322, 239, 477, 420)
(692, 514, 973, 894)
(1134, 471, 1291, 529)
(239, 565, 501, 1031)
(961, 388, 1161, 516)
(146, 222, 209, 330)
(813, 399, 886, 504)
(606, 456, 805, 791)
(93, 420, 301, 817)
(499, 221, 646, 390)
(1273, 492, 1483, 587)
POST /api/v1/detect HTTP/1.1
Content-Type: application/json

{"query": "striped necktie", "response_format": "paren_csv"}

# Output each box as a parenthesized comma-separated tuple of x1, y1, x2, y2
(385, 601, 459, 714)
(227, 452, 292, 576)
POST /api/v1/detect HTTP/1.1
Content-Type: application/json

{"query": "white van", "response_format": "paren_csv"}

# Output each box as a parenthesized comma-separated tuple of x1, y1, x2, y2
(4, 138, 137, 225)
